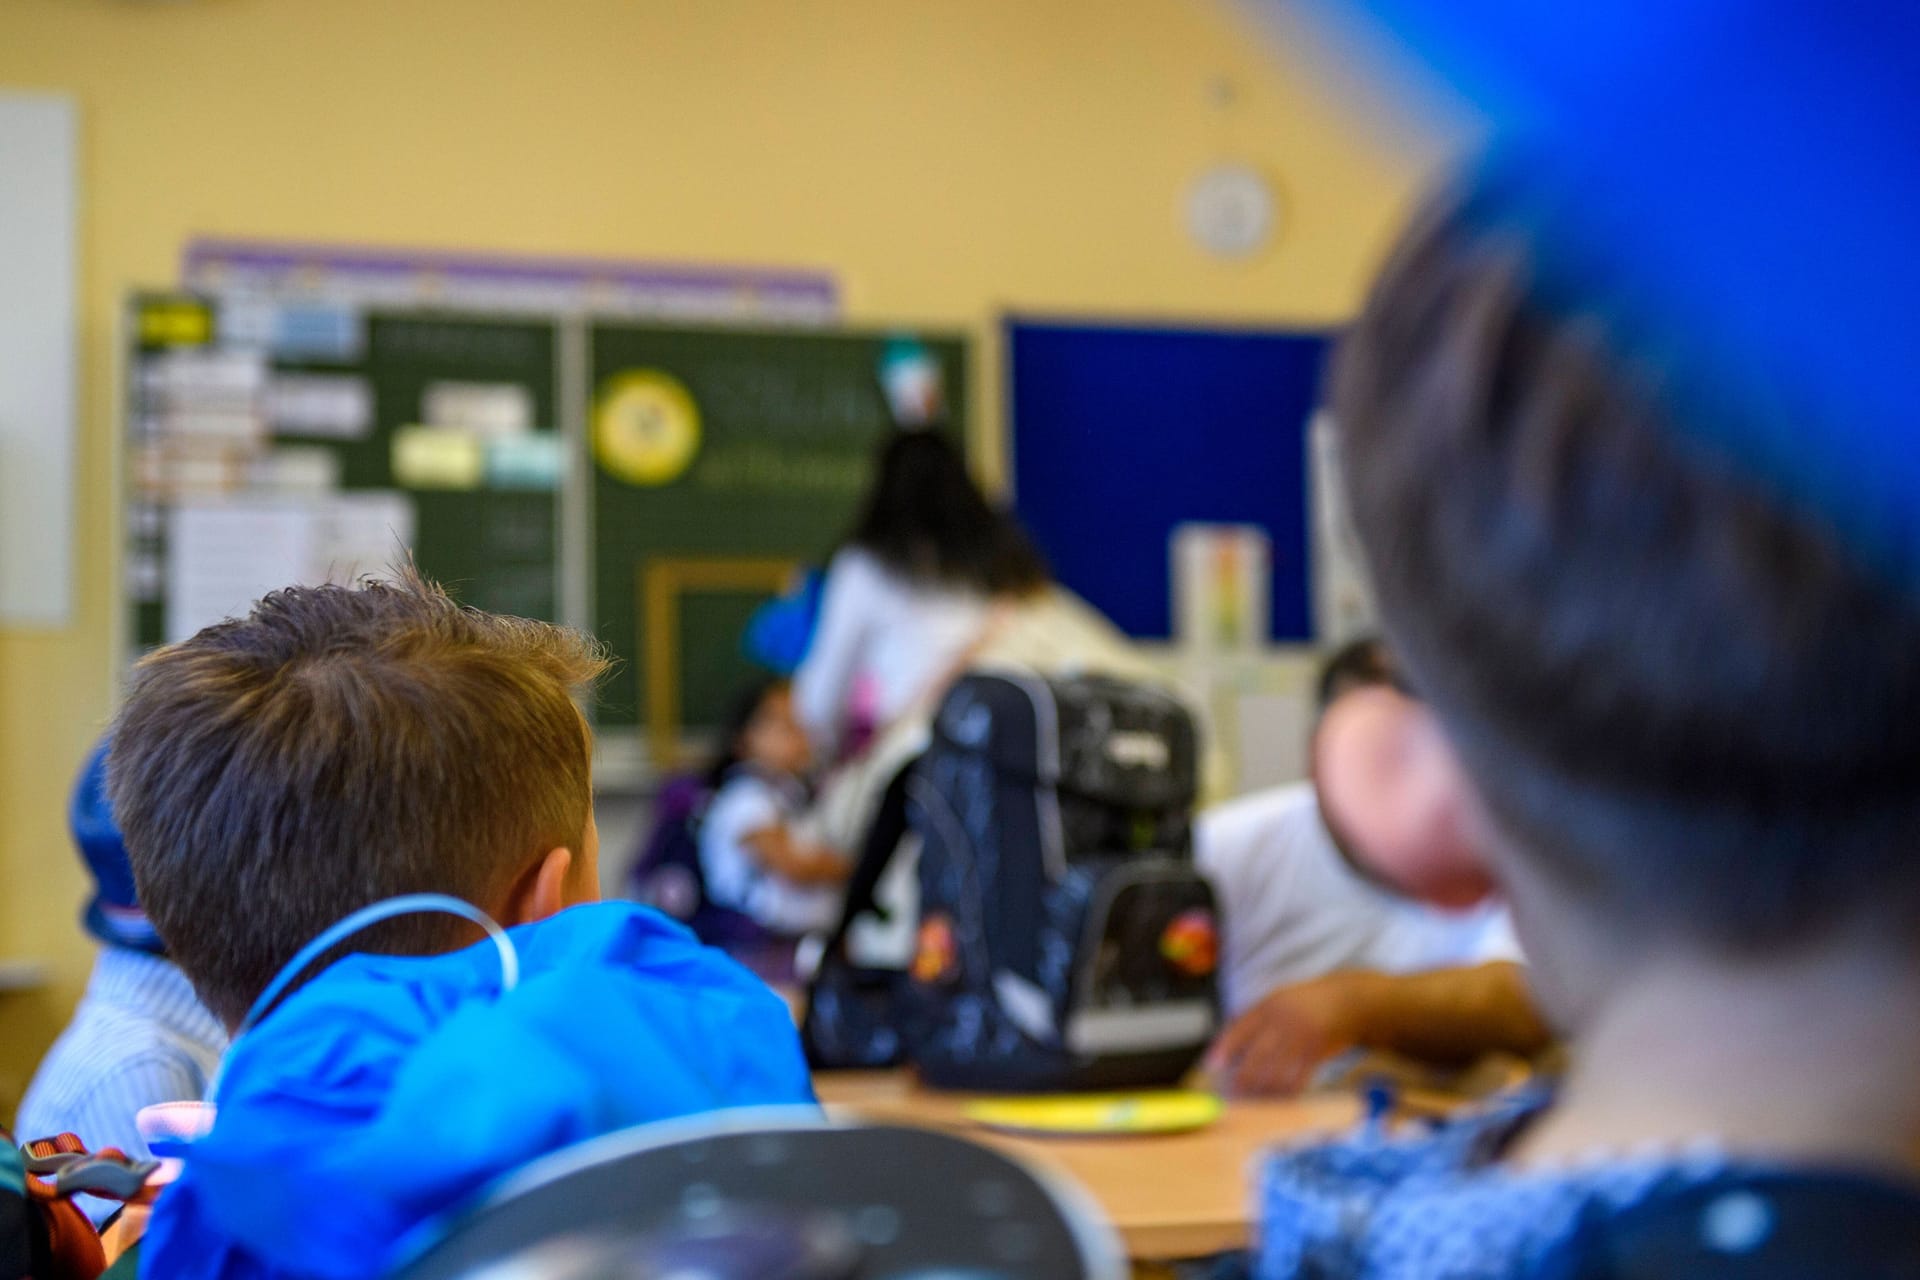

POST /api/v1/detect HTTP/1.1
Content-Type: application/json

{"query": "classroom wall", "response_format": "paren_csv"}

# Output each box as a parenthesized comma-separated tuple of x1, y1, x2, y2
(0, 0, 1450, 1111)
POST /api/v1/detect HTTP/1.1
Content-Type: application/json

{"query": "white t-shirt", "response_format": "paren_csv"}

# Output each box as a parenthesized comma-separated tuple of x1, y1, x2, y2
(700, 771, 845, 936)
(792, 546, 989, 757)
(1196, 782, 1522, 1016)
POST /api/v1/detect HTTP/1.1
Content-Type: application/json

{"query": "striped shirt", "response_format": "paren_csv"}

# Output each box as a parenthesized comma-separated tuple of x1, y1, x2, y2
(14, 947, 227, 1224)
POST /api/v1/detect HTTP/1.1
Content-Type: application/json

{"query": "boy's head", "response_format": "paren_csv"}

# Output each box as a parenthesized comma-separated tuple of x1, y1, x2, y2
(1308, 638, 1494, 911)
(1331, 176, 1920, 1012)
(108, 570, 609, 1028)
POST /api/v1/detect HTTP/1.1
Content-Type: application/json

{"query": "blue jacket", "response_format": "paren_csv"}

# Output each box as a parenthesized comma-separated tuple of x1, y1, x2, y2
(141, 902, 816, 1279)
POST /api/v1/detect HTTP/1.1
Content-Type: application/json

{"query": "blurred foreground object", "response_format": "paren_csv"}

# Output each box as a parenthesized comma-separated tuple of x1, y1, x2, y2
(389, 1113, 1124, 1280)
(1267, 0, 1920, 589)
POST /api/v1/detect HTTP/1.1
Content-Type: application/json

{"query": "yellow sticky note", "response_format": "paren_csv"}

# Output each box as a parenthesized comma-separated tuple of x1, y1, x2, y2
(138, 299, 213, 347)
(392, 425, 484, 490)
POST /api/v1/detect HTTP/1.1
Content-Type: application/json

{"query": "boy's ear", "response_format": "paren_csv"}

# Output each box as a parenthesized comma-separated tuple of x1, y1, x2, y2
(1313, 686, 1502, 910)
(500, 846, 575, 928)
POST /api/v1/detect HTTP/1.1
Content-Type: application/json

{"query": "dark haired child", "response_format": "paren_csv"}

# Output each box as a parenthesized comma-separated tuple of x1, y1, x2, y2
(700, 678, 851, 942)
(1252, 172, 1920, 1276)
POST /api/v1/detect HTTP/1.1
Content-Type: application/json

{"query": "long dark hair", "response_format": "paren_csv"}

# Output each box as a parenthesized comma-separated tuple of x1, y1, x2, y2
(843, 431, 1049, 595)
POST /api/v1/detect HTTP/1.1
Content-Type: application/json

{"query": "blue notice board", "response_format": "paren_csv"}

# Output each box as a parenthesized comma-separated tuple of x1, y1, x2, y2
(1007, 319, 1331, 641)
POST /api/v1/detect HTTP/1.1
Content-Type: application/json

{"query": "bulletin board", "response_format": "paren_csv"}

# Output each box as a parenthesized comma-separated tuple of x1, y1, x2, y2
(126, 293, 563, 653)
(1006, 318, 1330, 643)
(587, 322, 968, 738)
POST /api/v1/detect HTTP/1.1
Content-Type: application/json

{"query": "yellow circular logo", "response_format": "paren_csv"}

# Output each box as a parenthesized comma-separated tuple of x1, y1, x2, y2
(594, 370, 701, 486)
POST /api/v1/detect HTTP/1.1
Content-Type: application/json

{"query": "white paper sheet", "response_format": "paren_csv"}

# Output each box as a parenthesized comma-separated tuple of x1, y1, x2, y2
(165, 493, 416, 642)
(310, 492, 414, 585)
(422, 381, 533, 438)
(166, 502, 316, 643)
(156, 407, 264, 444)
(140, 348, 267, 407)
(247, 447, 342, 495)
(265, 373, 373, 438)
(1172, 523, 1271, 653)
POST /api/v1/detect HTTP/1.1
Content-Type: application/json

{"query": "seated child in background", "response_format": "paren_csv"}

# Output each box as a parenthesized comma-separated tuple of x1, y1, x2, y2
(107, 570, 813, 1279)
(1201, 638, 1520, 1012)
(700, 677, 851, 941)
(14, 738, 226, 1225)
(1202, 640, 1547, 1096)
(1255, 174, 1920, 1275)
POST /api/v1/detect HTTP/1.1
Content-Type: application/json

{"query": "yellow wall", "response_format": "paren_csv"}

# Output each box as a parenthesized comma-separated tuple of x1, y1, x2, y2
(0, 0, 1444, 1111)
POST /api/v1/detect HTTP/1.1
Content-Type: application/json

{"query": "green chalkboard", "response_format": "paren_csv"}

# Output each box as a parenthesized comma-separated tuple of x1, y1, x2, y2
(588, 322, 968, 740)
(127, 294, 561, 653)
(127, 294, 972, 768)
(358, 315, 560, 622)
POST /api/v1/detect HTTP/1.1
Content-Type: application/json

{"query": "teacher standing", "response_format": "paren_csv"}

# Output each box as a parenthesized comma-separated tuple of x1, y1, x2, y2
(793, 429, 1049, 762)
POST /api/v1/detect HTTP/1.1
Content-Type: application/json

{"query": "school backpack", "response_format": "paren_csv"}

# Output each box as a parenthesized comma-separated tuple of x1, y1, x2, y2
(2, 1128, 155, 1280)
(623, 774, 770, 954)
(805, 670, 1220, 1091)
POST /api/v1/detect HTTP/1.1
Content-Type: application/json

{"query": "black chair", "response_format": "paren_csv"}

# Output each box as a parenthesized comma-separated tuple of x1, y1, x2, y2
(388, 1108, 1125, 1280)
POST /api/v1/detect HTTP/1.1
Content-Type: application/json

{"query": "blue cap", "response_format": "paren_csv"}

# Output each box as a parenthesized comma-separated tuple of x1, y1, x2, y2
(74, 737, 165, 954)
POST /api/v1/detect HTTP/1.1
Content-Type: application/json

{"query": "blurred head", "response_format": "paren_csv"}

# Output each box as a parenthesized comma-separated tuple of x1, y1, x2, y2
(709, 677, 811, 786)
(1332, 174, 1920, 1019)
(845, 431, 1049, 596)
(109, 569, 608, 1029)
(1308, 639, 1496, 910)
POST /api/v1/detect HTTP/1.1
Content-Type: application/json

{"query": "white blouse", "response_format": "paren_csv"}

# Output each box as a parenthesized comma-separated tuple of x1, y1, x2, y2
(792, 546, 989, 757)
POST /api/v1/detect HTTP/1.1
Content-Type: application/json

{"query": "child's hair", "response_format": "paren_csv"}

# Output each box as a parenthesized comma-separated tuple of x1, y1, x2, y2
(107, 568, 609, 1026)
(704, 675, 789, 791)
(843, 431, 1049, 596)
(1313, 635, 1400, 714)
(1332, 176, 1920, 953)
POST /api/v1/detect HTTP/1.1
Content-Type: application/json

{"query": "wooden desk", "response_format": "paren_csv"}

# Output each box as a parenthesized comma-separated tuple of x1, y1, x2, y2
(814, 1071, 1359, 1261)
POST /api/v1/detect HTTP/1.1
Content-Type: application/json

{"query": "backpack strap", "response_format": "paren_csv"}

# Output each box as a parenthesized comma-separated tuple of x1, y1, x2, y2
(822, 755, 917, 952)
(0, 1129, 157, 1280)
(20, 1136, 158, 1204)
(799, 758, 920, 1070)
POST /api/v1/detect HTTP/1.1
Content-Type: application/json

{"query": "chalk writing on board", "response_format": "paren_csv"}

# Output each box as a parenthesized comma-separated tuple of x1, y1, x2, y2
(691, 445, 868, 495)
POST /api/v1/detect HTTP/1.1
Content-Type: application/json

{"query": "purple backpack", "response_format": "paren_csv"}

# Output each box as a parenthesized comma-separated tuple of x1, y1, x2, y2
(625, 776, 769, 953)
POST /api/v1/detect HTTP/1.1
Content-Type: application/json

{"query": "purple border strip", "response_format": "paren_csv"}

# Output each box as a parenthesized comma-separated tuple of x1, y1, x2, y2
(183, 237, 838, 305)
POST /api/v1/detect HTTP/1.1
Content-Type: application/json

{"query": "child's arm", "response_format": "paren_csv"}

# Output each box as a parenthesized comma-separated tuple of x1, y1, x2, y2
(1207, 961, 1551, 1096)
(741, 824, 851, 886)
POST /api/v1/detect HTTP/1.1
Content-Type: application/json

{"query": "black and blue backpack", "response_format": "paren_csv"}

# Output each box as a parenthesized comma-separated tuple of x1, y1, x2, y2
(805, 670, 1220, 1091)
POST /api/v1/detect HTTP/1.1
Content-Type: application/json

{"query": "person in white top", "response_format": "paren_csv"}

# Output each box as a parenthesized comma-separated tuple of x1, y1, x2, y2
(793, 429, 1050, 762)
(699, 678, 851, 939)
(1200, 782, 1520, 1016)
(1203, 639, 1550, 1095)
